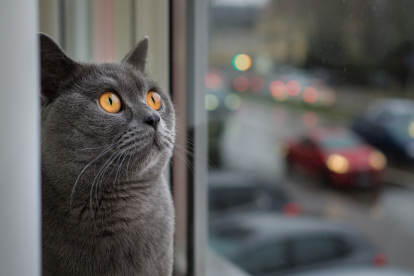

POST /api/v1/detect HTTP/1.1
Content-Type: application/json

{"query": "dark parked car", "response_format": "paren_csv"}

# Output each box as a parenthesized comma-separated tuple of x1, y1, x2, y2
(209, 213, 385, 276)
(209, 171, 301, 223)
(352, 99, 414, 162)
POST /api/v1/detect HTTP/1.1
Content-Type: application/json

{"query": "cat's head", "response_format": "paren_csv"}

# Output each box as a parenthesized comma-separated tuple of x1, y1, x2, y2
(40, 33, 175, 194)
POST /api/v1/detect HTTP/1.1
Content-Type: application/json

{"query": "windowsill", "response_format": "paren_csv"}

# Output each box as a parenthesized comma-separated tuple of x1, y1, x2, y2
(206, 249, 251, 276)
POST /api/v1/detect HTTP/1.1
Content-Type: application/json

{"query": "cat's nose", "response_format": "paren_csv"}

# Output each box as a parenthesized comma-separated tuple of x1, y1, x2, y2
(145, 114, 161, 130)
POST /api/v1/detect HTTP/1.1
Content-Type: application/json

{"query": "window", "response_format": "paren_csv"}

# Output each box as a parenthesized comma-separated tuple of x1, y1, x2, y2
(207, 0, 414, 275)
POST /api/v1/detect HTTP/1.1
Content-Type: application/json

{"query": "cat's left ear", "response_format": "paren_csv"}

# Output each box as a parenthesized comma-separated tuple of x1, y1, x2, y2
(122, 36, 149, 72)
(39, 33, 80, 104)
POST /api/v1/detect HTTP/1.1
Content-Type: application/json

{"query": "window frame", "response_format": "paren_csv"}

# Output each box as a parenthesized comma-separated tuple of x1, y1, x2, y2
(0, 1, 41, 275)
(170, 0, 209, 275)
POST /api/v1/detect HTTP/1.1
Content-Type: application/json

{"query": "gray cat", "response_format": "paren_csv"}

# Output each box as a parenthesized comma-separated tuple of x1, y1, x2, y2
(40, 33, 175, 276)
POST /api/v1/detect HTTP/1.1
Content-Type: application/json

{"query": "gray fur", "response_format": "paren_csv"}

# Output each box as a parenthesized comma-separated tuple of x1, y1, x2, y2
(40, 33, 175, 276)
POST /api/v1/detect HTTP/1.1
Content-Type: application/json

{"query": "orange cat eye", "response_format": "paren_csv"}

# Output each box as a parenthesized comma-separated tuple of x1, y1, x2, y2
(99, 92, 121, 113)
(147, 91, 162, 111)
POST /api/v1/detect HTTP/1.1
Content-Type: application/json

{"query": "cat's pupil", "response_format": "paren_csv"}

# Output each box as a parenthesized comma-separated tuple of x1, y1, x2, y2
(108, 97, 113, 105)
(151, 96, 155, 104)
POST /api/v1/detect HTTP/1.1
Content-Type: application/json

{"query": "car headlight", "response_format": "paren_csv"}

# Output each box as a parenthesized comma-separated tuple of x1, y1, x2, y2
(326, 154, 349, 174)
(369, 151, 387, 170)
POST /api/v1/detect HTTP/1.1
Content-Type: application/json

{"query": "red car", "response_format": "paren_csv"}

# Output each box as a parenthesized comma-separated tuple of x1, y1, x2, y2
(284, 127, 386, 188)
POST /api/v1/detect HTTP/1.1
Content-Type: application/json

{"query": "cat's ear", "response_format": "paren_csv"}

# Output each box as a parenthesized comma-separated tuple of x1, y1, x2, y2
(39, 33, 79, 104)
(122, 36, 149, 72)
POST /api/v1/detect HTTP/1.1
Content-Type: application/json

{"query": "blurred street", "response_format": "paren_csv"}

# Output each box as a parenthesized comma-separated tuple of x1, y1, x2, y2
(216, 97, 414, 271)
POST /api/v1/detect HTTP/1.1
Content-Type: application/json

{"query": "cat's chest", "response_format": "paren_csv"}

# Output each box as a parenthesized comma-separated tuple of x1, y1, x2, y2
(72, 183, 170, 233)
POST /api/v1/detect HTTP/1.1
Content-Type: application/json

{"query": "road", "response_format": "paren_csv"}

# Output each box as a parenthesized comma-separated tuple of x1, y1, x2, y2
(214, 98, 414, 271)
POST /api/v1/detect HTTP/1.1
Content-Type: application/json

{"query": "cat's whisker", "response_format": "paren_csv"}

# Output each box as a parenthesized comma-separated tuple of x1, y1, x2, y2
(96, 140, 151, 202)
(113, 147, 131, 187)
(90, 148, 123, 210)
(172, 148, 196, 177)
(75, 133, 125, 152)
(126, 148, 134, 181)
(70, 141, 120, 208)
(172, 139, 216, 174)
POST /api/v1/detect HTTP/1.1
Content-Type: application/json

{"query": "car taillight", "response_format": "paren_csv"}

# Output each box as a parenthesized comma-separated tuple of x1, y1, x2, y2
(373, 253, 387, 267)
(283, 202, 301, 217)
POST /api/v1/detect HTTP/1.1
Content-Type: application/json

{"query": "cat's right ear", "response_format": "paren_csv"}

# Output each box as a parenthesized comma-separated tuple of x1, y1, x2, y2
(39, 33, 79, 105)
(122, 36, 149, 72)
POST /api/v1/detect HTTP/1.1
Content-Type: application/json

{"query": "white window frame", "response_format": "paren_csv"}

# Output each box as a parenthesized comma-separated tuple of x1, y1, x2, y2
(0, 1, 41, 275)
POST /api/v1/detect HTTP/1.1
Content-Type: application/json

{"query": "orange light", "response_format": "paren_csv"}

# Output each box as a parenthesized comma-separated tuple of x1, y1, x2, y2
(233, 76, 249, 92)
(303, 87, 319, 103)
(369, 151, 387, 170)
(326, 154, 349, 174)
(270, 80, 286, 97)
(286, 80, 301, 96)
(250, 76, 264, 92)
(233, 54, 252, 71)
(303, 111, 318, 127)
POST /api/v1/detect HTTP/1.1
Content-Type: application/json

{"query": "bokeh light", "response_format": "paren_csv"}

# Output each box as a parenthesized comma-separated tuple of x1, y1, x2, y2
(250, 76, 264, 92)
(205, 94, 219, 111)
(205, 72, 221, 90)
(233, 76, 250, 92)
(369, 151, 387, 170)
(286, 80, 301, 96)
(270, 80, 286, 97)
(225, 93, 242, 110)
(233, 54, 252, 71)
(303, 111, 318, 127)
(326, 154, 349, 174)
(409, 122, 414, 138)
(303, 87, 319, 103)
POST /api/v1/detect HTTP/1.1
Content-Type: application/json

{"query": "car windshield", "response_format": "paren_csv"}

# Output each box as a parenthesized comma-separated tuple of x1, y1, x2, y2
(320, 134, 362, 149)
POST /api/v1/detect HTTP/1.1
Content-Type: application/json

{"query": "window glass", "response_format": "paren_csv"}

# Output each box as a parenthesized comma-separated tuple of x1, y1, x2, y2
(207, 0, 414, 275)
